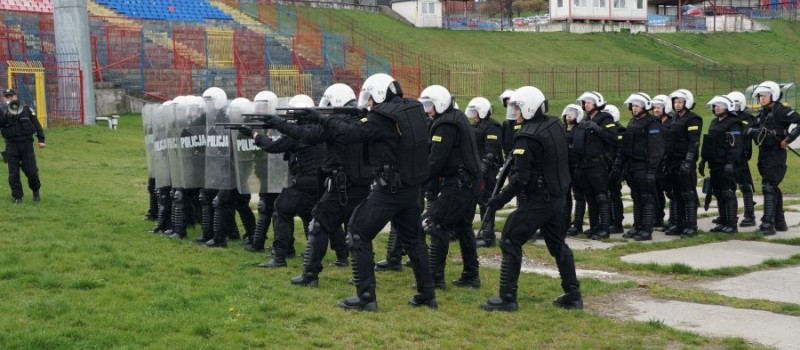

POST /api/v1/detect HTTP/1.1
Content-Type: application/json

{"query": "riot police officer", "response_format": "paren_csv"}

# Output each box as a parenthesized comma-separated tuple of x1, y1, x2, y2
(421, 85, 482, 289)
(480, 86, 582, 312)
(468, 97, 503, 248)
(257, 84, 369, 286)
(562, 104, 586, 236)
(297, 73, 437, 311)
(252, 94, 323, 266)
(574, 91, 618, 240)
(698, 94, 743, 234)
(747, 81, 800, 235)
(0, 88, 45, 204)
(728, 91, 757, 227)
(620, 93, 664, 241)
(604, 104, 626, 234)
(664, 89, 703, 237)
(499, 89, 516, 159)
(651, 95, 674, 230)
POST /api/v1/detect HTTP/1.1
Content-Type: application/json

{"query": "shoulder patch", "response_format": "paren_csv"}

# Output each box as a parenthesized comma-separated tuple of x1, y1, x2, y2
(431, 135, 442, 142)
(648, 129, 660, 134)
(617, 135, 623, 140)
(687, 126, 699, 131)
(360, 117, 368, 123)
(513, 148, 525, 155)
(487, 135, 498, 140)
(605, 123, 616, 128)
(514, 125, 521, 130)
(741, 121, 749, 125)
(728, 131, 741, 135)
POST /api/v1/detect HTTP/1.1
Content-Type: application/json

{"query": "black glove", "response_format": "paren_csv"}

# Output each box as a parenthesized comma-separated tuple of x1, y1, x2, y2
(645, 170, 656, 186)
(680, 160, 692, 175)
(724, 162, 735, 178)
(293, 108, 325, 124)
(584, 120, 602, 133)
(238, 125, 254, 138)
(609, 165, 622, 185)
(698, 160, 706, 177)
(487, 190, 513, 209)
(480, 154, 495, 174)
(261, 114, 285, 129)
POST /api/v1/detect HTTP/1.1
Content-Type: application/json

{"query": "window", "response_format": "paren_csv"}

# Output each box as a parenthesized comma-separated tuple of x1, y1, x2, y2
(558, 0, 563, 7)
(613, 0, 625, 8)
(636, 0, 643, 8)
(594, 0, 605, 7)
(421, 2, 435, 15)
(574, 0, 587, 7)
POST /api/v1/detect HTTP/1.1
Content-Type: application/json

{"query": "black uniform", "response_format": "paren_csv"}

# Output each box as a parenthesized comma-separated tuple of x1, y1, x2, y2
(733, 110, 757, 226)
(620, 112, 664, 240)
(656, 112, 676, 231)
(428, 108, 482, 289)
(663, 109, 702, 237)
(500, 119, 517, 159)
(316, 95, 436, 311)
(474, 117, 503, 247)
(253, 133, 323, 266)
(700, 112, 743, 233)
(1, 104, 44, 202)
(748, 101, 800, 235)
(607, 120, 626, 233)
(564, 118, 586, 236)
(480, 113, 581, 311)
(573, 110, 618, 239)
(266, 110, 374, 285)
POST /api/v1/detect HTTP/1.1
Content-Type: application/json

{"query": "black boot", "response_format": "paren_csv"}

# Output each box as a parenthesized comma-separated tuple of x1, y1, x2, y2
(721, 191, 738, 234)
(428, 226, 449, 290)
(566, 197, 585, 236)
(634, 195, 654, 241)
(681, 195, 698, 238)
(710, 194, 726, 232)
(145, 177, 157, 221)
(610, 187, 625, 233)
(375, 227, 403, 271)
(290, 242, 319, 287)
(553, 283, 584, 310)
(590, 194, 611, 240)
(150, 187, 172, 234)
(759, 186, 777, 236)
(338, 235, 378, 312)
(205, 195, 229, 248)
(481, 238, 521, 312)
(333, 250, 349, 267)
(169, 189, 186, 239)
(453, 228, 481, 288)
(195, 191, 215, 244)
(623, 198, 642, 238)
(406, 240, 438, 309)
(740, 184, 756, 227)
(258, 247, 288, 267)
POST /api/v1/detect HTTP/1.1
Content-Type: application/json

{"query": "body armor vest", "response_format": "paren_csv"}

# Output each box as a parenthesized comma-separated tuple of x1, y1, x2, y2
(515, 116, 570, 197)
(371, 99, 430, 187)
(622, 114, 659, 162)
(431, 109, 482, 178)
(665, 111, 702, 158)
(702, 115, 742, 163)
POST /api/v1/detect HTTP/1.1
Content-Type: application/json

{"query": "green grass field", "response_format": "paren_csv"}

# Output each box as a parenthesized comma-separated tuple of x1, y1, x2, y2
(0, 115, 795, 349)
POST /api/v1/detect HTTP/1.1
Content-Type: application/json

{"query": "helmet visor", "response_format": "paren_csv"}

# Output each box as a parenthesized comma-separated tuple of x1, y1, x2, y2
(357, 91, 372, 108)
(465, 106, 479, 119)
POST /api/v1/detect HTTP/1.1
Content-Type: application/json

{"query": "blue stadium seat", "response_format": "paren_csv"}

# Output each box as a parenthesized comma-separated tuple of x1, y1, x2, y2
(97, 0, 232, 22)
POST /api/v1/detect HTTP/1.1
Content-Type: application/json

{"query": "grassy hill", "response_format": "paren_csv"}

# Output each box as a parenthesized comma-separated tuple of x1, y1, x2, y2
(309, 9, 800, 69)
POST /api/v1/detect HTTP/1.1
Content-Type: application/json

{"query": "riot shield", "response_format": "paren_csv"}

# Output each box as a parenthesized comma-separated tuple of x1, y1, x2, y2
(230, 99, 270, 194)
(142, 103, 157, 178)
(166, 99, 184, 189)
(265, 97, 290, 193)
(177, 96, 206, 189)
(153, 102, 172, 188)
(204, 98, 236, 190)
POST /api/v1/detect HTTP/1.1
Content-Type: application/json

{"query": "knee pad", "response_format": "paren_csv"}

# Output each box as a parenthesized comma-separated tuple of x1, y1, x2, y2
(762, 183, 776, 195)
(681, 191, 695, 202)
(723, 190, 736, 201)
(596, 193, 608, 204)
(308, 218, 321, 236)
(212, 196, 220, 209)
(257, 199, 267, 214)
(346, 231, 362, 249)
(173, 189, 183, 202)
(499, 238, 522, 260)
(641, 193, 655, 205)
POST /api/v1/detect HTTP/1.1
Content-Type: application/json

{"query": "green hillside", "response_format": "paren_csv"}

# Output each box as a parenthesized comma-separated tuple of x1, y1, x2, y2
(309, 9, 800, 69)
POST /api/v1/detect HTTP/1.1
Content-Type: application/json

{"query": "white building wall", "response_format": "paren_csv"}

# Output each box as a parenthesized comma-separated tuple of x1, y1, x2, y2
(550, 0, 647, 21)
(391, 0, 442, 28)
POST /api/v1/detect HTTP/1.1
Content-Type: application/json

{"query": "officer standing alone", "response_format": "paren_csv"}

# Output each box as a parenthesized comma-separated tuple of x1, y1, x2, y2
(0, 89, 45, 204)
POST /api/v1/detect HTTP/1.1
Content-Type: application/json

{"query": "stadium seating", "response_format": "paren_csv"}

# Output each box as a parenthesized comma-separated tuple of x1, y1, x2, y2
(0, 0, 54, 14)
(94, 0, 233, 22)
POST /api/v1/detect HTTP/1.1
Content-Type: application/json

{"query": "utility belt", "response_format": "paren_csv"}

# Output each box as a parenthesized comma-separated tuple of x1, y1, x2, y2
(442, 168, 473, 189)
(324, 167, 349, 205)
(373, 165, 402, 193)
(771, 129, 788, 136)
(521, 175, 550, 201)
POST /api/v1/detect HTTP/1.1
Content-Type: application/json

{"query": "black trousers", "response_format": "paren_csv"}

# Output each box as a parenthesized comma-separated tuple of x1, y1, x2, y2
(757, 148, 787, 225)
(499, 195, 579, 299)
(428, 178, 480, 281)
(4, 141, 40, 200)
(347, 185, 434, 302)
(575, 162, 610, 231)
(272, 175, 320, 257)
(302, 183, 370, 278)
